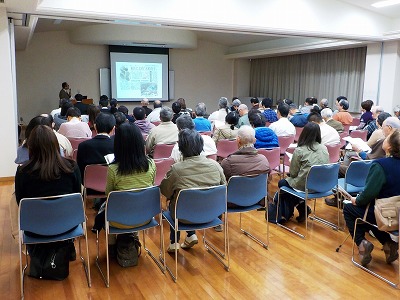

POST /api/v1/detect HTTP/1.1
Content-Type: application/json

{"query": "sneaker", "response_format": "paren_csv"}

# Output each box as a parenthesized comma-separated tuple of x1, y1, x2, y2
(181, 234, 198, 249)
(214, 225, 223, 232)
(167, 242, 180, 253)
(358, 239, 374, 267)
(383, 241, 399, 264)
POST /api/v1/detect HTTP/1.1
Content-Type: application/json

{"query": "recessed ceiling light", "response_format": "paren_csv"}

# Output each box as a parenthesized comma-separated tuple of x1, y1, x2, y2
(372, 0, 400, 8)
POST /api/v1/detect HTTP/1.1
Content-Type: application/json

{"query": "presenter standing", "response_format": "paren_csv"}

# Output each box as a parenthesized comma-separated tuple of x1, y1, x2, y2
(59, 82, 71, 100)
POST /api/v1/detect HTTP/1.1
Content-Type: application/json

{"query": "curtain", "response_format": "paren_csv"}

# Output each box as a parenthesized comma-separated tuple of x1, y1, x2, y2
(249, 47, 367, 112)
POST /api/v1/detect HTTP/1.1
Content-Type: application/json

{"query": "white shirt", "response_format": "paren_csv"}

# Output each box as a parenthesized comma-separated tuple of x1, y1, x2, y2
(171, 135, 217, 162)
(208, 108, 228, 128)
(50, 108, 61, 118)
(320, 122, 340, 145)
(268, 117, 295, 136)
(146, 107, 162, 122)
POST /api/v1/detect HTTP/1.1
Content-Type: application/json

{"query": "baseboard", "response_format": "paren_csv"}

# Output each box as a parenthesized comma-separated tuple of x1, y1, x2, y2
(0, 176, 14, 182)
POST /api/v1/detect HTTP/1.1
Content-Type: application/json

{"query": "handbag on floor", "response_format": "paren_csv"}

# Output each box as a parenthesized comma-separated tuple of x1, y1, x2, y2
(116, 234, 141, 267)
(374, 195, 400, 231)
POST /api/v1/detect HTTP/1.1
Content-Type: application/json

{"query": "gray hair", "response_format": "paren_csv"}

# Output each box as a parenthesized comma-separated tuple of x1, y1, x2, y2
(218, 97, 228, 109)
(320, 98, 329, 108)
(232, 99, 241, 107)
(383, 117, 400, 129)
(176, 114, 194, 130)
(195, 103, 206, 116)
(237, 125, 255, 145)
(160, 107, 173, 122)
(321, 108, 333, 119)
(238, 104, 248, 112)
(372, 105, 384, 114)
(394, 105, 400, 113)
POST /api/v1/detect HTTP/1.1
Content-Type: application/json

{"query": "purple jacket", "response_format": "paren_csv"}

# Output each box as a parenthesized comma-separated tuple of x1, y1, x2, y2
(134, 120, 155, 134)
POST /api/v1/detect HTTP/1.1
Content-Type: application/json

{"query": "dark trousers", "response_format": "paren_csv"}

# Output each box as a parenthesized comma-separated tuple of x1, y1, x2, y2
(169, 229, 195, 243)
(276, 179, 305, 220)
(343, 203, 391, 246)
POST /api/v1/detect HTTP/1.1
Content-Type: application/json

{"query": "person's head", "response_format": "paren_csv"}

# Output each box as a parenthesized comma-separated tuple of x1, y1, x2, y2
(238, 104, 248, 116)
(307, 112, 323, 124)
(24, 125, 73, 180)
(382, 117, 400, 137)
(99, 97, 109, 108)
(24, 116, 45, 147)
(231, 99, 241, 111)
(361, 100, 373, 112)
(236, 125, 256, 147)
(282, 98, 293, 105)
(305, 97, 314, 106)
(338, 99, 349, 111)
(218, 97, 229, 110)
(178, 129, 203, 158)
(172, 101, 182, 114)
(133, 107, 146, 120)
(154, 100, 162, 109)
(66, 107, 81, 120)
(177, 98, 187, 110)
(114, 112, 127, 128)
(289, 103, 298, 115)
(261, 97, 273, 109)
(250, 97, 259, 107)
(118, 105, 129, 115)
(176, 114, 195, 130)
(195, 103, 206, 117)
(160, 107, 173, 122)
(393, 105, 400, 117)
(376, 112, 391, 127)
(225, 111, 239, 129)
(383, 129, 400, 158)
(297, 122, 321, 151)
(336, 96, 347, 103)
(95, 112, 116, 134)
(141, 98, 149, 106)
(87, 104, 100, 129)
(320, 108, 333, 120)
(371, 106, 384, 119)
(320, 98, 329, 109)
(110, 98, 118, 108)
(277, 103, 290, 118)
(62, 82, 69, 89)
(40, 113, 54, 129)
(74, 93, 83, 102)
(60, 100, 73, 116)
(249, 112, 266, 128)
(114, 122, 149, 175)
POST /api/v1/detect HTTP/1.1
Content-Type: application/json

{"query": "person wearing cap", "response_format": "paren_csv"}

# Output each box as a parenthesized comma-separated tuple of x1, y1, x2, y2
(261, 97, 278, 123)
(333, 99, 353, 125)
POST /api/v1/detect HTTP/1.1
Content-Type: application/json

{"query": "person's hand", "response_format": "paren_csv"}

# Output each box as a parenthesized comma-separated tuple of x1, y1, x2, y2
(350, 196, 357, 205)
(351, 144, 361, 153)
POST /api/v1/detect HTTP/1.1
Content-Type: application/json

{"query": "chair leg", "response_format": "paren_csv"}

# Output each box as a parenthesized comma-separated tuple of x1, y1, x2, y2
(142, 220, 166, 273)
(308, 196, 339, 231)
(19, 237, 26, 300)
(95, 230, 109, 287)
(79, 226, 91, 287)
(238, 209, 269, 250)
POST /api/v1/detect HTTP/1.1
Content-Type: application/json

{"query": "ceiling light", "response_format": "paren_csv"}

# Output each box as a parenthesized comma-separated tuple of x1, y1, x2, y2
(372, 0, 400, 8)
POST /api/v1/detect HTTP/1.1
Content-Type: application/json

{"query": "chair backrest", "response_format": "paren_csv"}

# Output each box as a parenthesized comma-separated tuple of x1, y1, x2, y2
(294, 127, 303, 142)
(19, 193, 85, 236)
(154, 157, 174, 186)
(345, 160, 373, 188)
(151, 121, 161, 126)
(153, 143, 175, 159)
(339, 131, 348, 148)
(343, 124, 350, 134)
(227, 174, 267, 206)
(200, 131, 213, 137)
(277, 135, 295, 155)
(68, 137, 91, 151)
(257, 147, 280, 170)
(106, 186, 161, 226)
(84, 164, 108, 192)
(72, 148, 78, 161)
(351, 117, 360, 126)
(350, 130, 368, 142)
(305, 163, 340, 193)
(325, 143, 341, 163)
(175, 185, 226, 223)
(216, 139, 238, 159)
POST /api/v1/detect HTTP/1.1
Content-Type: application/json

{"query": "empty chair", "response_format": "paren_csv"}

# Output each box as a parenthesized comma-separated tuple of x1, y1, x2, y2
(350, 130, 368, 141)
(326, 143, 341, 163)
(83, 164, 108, 206)
(153, 143, 175, 159)
(19, 193, 91, 298)
(95, 186, 165, 287)
(154, 158, 174, 186)
(216, 139, 238, 159)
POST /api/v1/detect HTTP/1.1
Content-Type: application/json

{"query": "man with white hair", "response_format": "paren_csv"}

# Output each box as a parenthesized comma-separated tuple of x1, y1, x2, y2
(363, 106, 384, 140)
(141, 98, 153, 117)
(208, 97, 229, 128)
(321, 108, 344, 133)
(237, 104, 251, 128)
(394, 105, 400, 119)
(320, 98, 329, 110)
(231, 98, 241, 112)
(146, 100, 162, 122)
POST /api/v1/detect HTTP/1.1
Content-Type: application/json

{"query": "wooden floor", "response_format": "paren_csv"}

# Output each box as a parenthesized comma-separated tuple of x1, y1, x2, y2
(1, 177, 399, 299)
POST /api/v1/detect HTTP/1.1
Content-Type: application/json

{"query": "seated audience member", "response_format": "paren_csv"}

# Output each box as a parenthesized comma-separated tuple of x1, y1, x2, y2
(249, 112, 279, 149)
(193, 103, 212, 132)
(171, 114, 217, 162)
(212, 111, 239, 145)
(15, 116, 45, 165)
(333, 99, 353, 125)
(141, 98, 153, 116)
(321, 108, 344, 133)
(307, 112, 340, 145)
(363, 106, 384, 140)
(118, 105, 134, 123)
(160, 129, 226, 252)
(177, 97, 193, 117)
(92, 122, 156, 238)
(114, 111, 127, 128)
(394, 105, 400, 119)
(145, 107, 179, 156)
(274, 122, 329, 223)
(146, 100, 163, 122)
(77, 112, 116, 180)
(58, 107, 92, 138)
(41, 114, 73, 158)
(50, 98, 65, 118)
(269, 103, 296, 136)
(237, 104, 251, 128)
(333, 96, 347, 115)
(74, 93, 88, 115)
(357, 100, 374, 130)
(133, 107, 155, 134)
(289, 104, 308, 127)
(343, 129, 400, 267)
(99, 96, 110, 114)
(221, 125, 270, 180)
(59, 81, 71, 100)
(250, 97, 260, 111)
(87, 104, 100, 131)
(300, 97, 316, 114)
(261, 97, 278, 123)
(109, 98, 118, 114)
(54, 99, 73, 130)
(230, 98, 241, 112)
(171, 101, 182, 124)
(319, 98, 330, 110)
(208, 97, 230, 128)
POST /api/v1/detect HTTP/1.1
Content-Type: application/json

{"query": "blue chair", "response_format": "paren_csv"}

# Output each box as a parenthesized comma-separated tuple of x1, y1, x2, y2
(227, 174, 269, 249)
(276, 163, 340, 239)
(95, 186, 165, 287)
(18, 193, 91, 299)
(162, 185, 229, 282)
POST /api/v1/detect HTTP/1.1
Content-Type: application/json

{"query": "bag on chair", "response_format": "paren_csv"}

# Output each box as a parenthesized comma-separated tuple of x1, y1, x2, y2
(374, 196, 400, 231)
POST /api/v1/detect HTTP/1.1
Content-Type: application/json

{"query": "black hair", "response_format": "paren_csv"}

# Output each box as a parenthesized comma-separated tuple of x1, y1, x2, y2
(377, 112, 391, 126)
(133, 107, 146, 120)
(118, 105, 128, 115)
(114, 122, 149, 175)
(310, 105, 321, 114)
(307, 112, 322, 123)
(339, 99, 349, 110)
(60, 100, 73, 116)
(24, 116, 45, 148)
(249, 112, 266, 128)
(100, 95, 109, 101)
(114, 112, 127, 128)
(361, 100, 373, 112)
(99, 98, 109, 108)
(66, 107, 81, 118)
(62, 82, 68, 89)
(95, 112, 116, 133)
(41, 114, 54, 128)
(225, 111, 239, 130)
(172, 101, 182, 114)
(278, 103, 290, 117)
(261, 97, 273, 108)
(336, 96, 347, 102)
(282, 99, 293, 105)
(178, 129, 203, 158)
(297, 122, 321, 151)
(75, 94, 83, 102)
(250, 97, 259, 104)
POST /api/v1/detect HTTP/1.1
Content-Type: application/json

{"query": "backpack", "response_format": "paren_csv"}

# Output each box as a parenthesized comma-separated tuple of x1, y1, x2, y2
(116, 234, 141, 267)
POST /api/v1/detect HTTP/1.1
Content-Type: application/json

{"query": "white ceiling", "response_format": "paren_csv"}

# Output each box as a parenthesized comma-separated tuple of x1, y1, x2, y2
(340, 0, 400, 18)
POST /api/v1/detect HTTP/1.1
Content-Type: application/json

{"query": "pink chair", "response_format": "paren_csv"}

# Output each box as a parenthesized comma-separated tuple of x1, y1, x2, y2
(68, 137, 91, 152)
(151, 121, 161, 127)
(83, 164, 108, 206)
(72, 149, 78, 161)
(153, 143, 176, 159)
(277, 135, 295, 177)
(216, 139, 238, 159)
(343, 124, 350, 134)
(351, 117, 360, 126)
(326, 143, 341, 163)
(350, 130, 367, 142)
(257, 147, 280, 175)
(339, 131, 348, 149)
(154, 158, 174, 186)
(294, 127, 303, 142)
